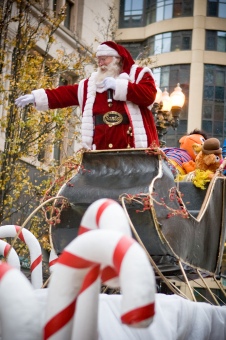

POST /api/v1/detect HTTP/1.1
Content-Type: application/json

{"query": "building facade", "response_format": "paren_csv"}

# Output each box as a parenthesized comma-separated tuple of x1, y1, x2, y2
(115, 0, 226, 146)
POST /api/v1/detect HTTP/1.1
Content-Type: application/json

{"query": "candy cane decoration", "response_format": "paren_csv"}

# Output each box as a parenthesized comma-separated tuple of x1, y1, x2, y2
(0, 240, 20, 270)
(78, 198, 132, 236)
(78, 198, 132, 287)
(44, 229, 156, 340)
(49, 248, 58, 273)
(0, 261, 42, 340)
(49, 198, 132, 281)
(0, 225, 42, 289)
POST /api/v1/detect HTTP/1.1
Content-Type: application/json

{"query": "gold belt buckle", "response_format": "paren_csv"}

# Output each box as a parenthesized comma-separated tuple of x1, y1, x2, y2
(103, 111, 123, 127)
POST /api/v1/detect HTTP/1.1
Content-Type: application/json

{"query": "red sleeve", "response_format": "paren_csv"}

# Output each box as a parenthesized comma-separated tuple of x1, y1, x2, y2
(127, 69, 157, 107)
(45, 84, 79, 109)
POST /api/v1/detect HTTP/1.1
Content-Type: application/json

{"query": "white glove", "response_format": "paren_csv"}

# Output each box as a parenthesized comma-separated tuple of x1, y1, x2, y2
(15, 94, 35, 108)
(103, 77, 116, 91)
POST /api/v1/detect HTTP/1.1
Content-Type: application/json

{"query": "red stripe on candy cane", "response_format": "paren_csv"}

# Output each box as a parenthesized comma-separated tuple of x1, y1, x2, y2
(3, 243, 10, 257)
(57, 250, 96, 269)
(0, 261, 12, 280)
(113, 235, 135, 272)
(101, 266, 118, 283)
(121, 302, 155, 325)
(78, 225, 90, 235)
(49, 258, 58, 267)
(0, 225, 43, 288)
(79, 265, 100, 294)
(44, 300, 76, 340)
(44, 229, 155, 339)
(96, 199, 114, 226)
(15, 225, 26, 243)
(30, 254, 42, 271)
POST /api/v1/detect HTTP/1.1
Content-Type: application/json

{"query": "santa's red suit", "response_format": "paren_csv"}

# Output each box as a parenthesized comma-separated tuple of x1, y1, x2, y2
(32, 41, 159, 150)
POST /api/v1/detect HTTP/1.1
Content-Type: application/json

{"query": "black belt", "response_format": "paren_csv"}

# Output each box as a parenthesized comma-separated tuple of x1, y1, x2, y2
(94, 112, 129, 126)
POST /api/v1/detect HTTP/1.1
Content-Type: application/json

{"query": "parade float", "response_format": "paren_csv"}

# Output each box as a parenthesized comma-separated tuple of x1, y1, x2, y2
(1, 146, 226, 339)
(49, 147, 226, 302)
(1, 84, 226, 338)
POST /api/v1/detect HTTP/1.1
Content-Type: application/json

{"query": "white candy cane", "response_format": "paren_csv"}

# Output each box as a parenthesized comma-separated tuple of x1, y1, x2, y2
(0, 261, 42, 340)
(0, 239, 20, 270)
(44, 229, 156, 340)
(78, 198, 131, 236)
(49, 248, 58, 273)
(78, 198, 132, 287)
(0, 225, 43, 289)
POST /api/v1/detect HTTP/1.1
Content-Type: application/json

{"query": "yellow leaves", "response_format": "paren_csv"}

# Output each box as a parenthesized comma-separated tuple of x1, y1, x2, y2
(0, 0, 97, 258)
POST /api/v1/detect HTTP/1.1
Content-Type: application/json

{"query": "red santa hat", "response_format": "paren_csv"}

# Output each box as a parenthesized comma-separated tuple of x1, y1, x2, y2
(96, 41, 135, 74)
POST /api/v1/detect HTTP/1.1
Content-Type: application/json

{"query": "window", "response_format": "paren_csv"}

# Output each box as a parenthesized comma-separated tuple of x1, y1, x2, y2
(207, 0, 226, 18)
(64, 0, 74, 29)
(153, 64, 190, 147)
(53, 0, 57, 13)
(120, 31, 191, 60)
(149, 0, 193, 23)
(119, 0, 194, 28)
(117, 42, 145, 60)
(206, 30, 226, 52)
(147, 30, 192, 55)
(202, 65, 226, 143)
(119, 0, 144, 28)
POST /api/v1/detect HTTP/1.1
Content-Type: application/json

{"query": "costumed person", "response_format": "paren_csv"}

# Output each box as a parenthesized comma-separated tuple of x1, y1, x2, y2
(163, 129, 208, 176)
(15, 41, 159, 150)
(177, 137, 223, 189)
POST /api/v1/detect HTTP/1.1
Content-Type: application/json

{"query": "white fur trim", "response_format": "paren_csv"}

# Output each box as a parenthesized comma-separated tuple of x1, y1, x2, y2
(135, 66, 154, 84)
(130, 65, 155, 110)
(81, 72, 97, 149)
(113, 79, 129, 101)
(129, 64, 138, 83)
(127, 65, 148, 147)
(96, 44, 120, 57)
(32, 89, 49, 111)
(78, 79, 85, 108)
(136, 67, 155, 110)
(126, 102, 148, 148)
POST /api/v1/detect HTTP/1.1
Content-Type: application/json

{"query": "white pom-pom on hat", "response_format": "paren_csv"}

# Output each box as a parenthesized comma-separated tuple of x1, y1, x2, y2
(96, 44, 120, 57)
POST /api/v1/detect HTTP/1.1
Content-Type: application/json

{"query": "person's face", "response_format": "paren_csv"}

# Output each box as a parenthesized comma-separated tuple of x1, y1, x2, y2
(97, 56, 114, 68)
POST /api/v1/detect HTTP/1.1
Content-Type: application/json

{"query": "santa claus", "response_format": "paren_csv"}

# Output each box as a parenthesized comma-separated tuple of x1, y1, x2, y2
(15, 41, 159, 150)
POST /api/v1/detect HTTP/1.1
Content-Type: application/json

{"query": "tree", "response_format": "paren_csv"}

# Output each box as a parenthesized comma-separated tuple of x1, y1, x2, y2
(0, 0, 95, 256)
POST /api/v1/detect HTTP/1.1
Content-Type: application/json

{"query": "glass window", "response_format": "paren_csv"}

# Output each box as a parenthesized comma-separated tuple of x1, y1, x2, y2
(202, 64, 226, 142)
(53, 0, 57, 12)
(219, 1, 226, 16)
(120, 32, 191, 60)
(64, 0, 73, 29)
(119, 0, 144, 28)
(207, 0, 226, 18)
(162, 32, 172, 52)
(203, 105, 213, 119)
(156, 1, 164, 21)
(214, 104, 224, 120)
(218, 31, 226, 52)
(120, 0, 194, 28)
(147, 30, 192, 55)
(206, 30, 226, 52)
(164, 0, 173, 19)
(156, 0, 173, 22)
(118, 42, 145, 59)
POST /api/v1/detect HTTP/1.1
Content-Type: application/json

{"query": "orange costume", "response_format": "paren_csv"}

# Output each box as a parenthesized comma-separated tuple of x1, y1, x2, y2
(163, 132, 206, 175)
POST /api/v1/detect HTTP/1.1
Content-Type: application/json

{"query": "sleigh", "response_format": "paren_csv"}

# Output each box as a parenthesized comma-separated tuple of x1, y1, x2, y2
(50, 148, 226, 303)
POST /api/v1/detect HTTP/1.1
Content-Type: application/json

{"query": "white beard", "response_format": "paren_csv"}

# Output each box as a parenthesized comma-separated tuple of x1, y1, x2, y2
(95, 58, 121, 83)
